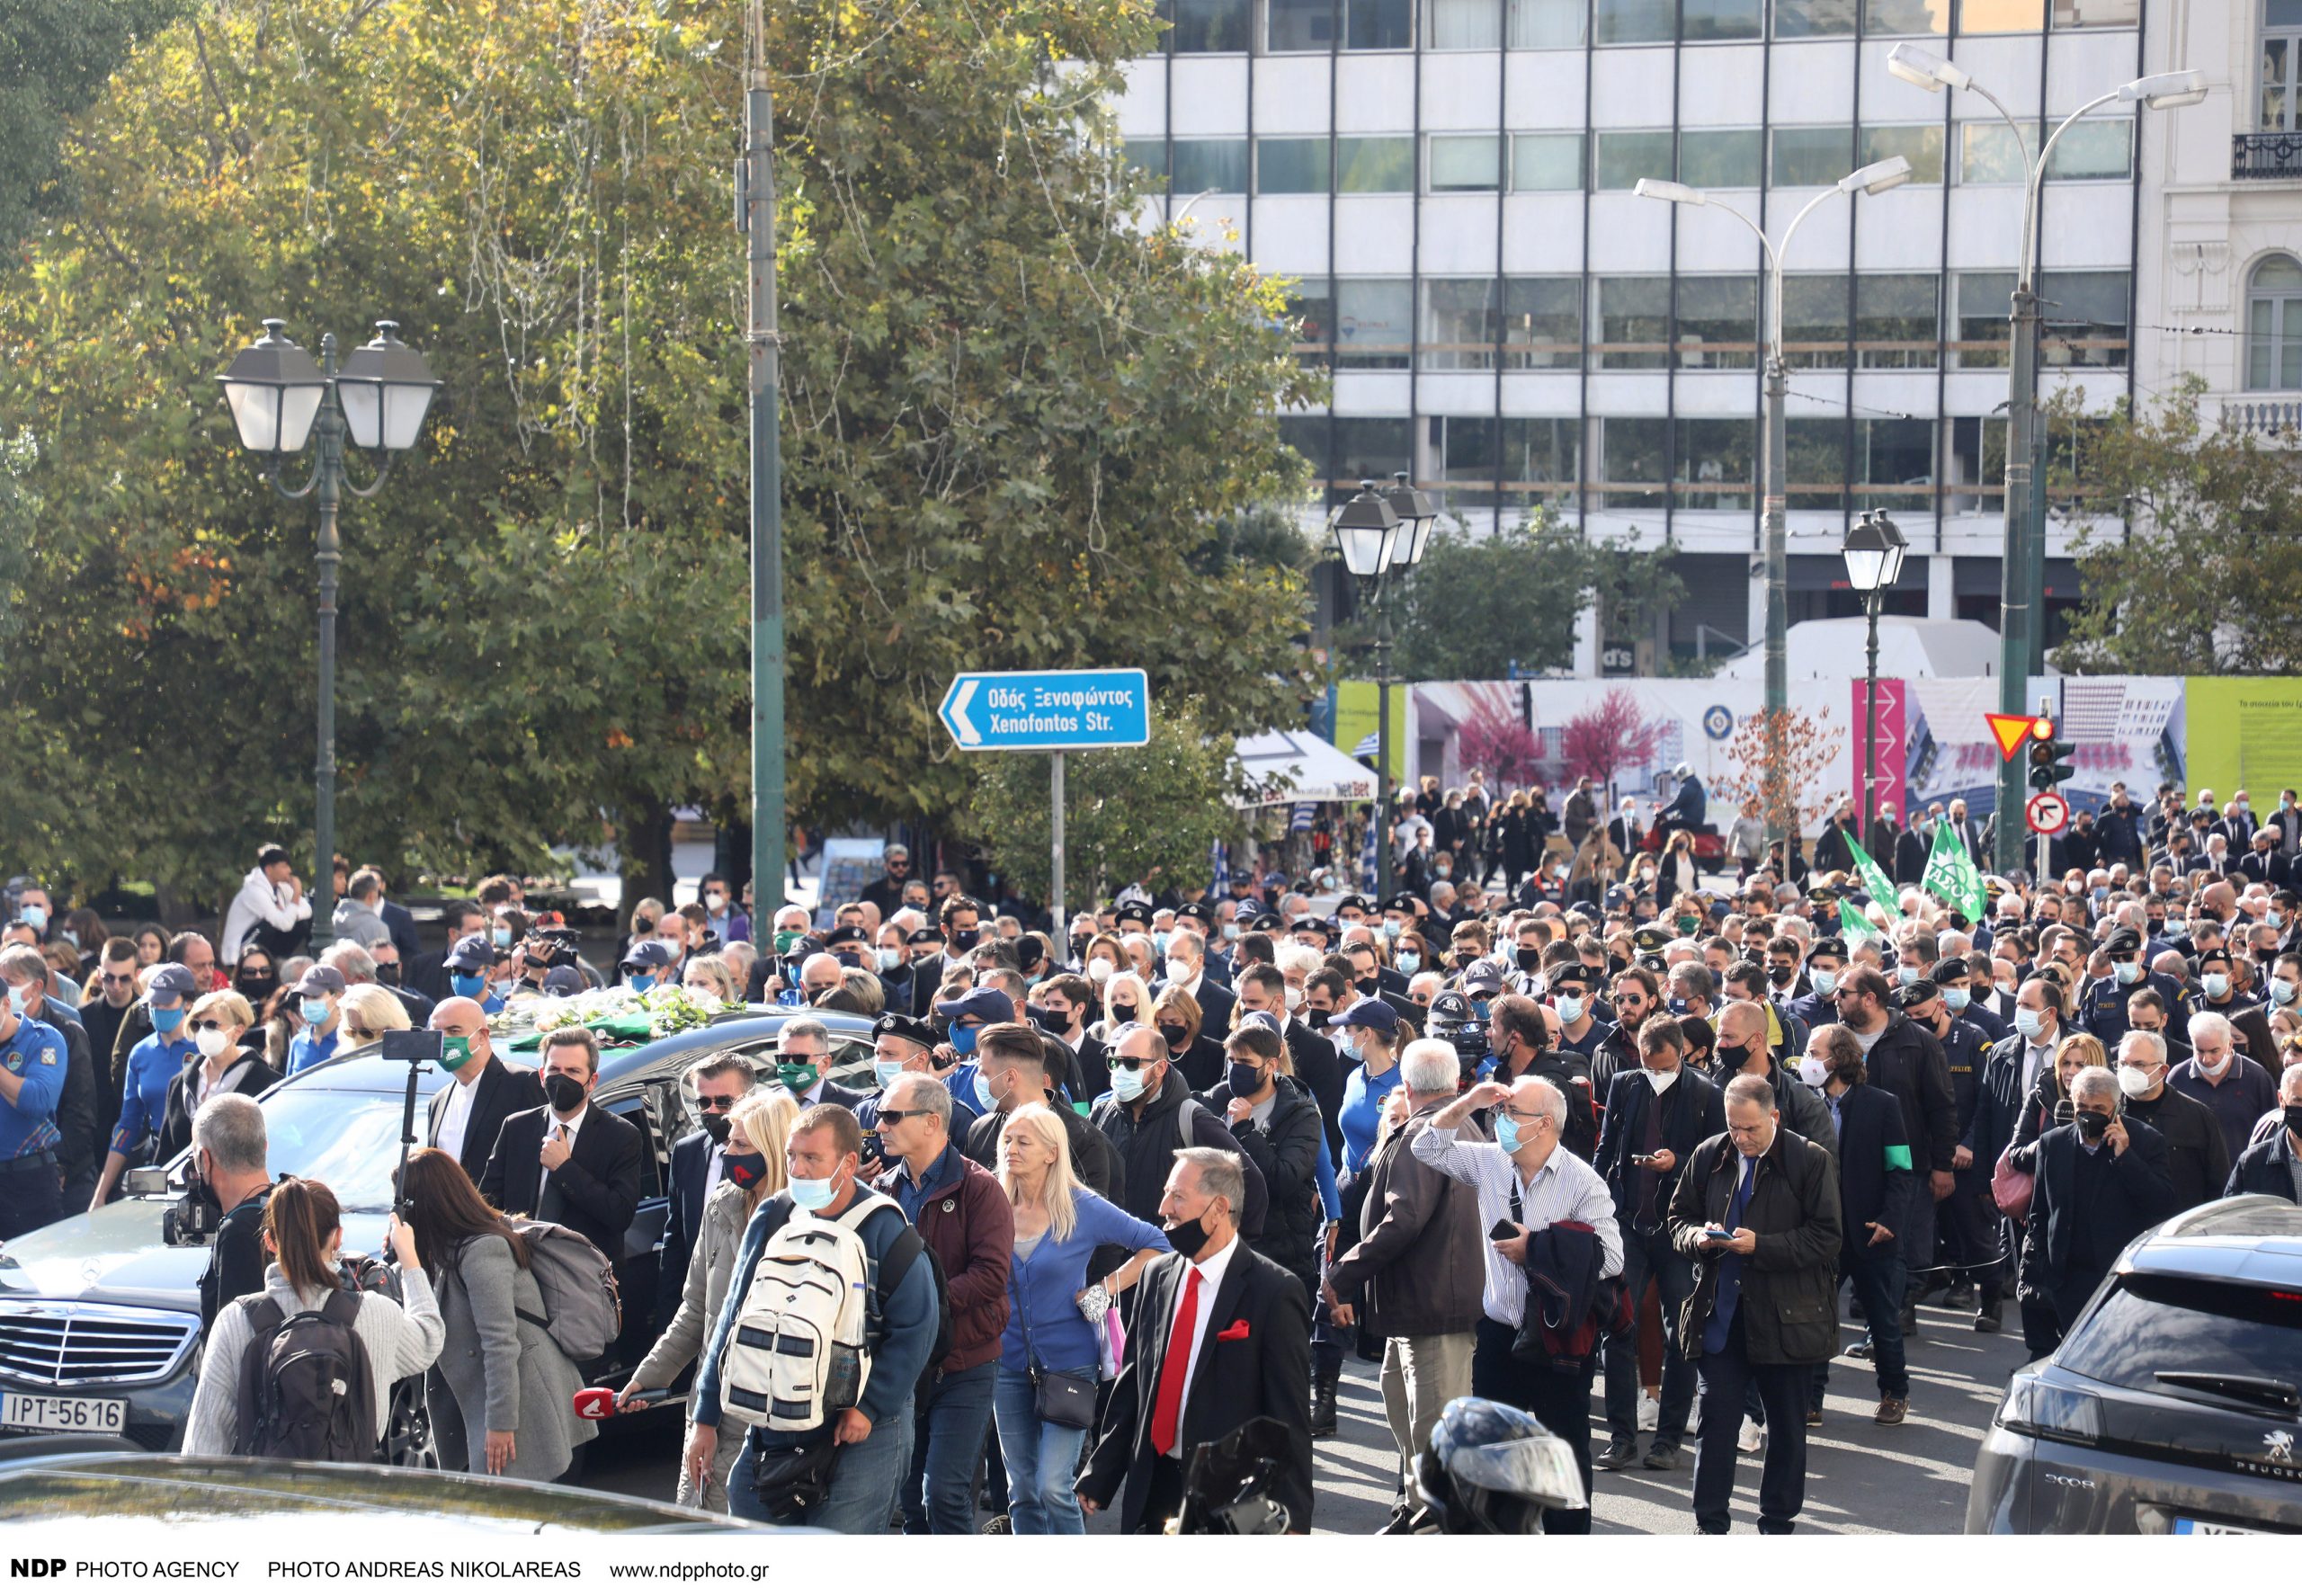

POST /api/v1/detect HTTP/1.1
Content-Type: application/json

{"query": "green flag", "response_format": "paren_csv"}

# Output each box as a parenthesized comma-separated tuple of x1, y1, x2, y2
(1920, 818, 1988, 923)
(1841, 828, 1904, 922)
(1839, 898, 1884, 947)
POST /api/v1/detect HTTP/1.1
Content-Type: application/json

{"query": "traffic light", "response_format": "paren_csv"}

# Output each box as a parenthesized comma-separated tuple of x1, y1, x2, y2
(2027, 716, 2075, 791)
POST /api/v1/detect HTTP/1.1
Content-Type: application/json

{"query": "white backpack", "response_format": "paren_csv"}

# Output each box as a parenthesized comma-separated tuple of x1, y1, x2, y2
(718, 1191, 905, 1432)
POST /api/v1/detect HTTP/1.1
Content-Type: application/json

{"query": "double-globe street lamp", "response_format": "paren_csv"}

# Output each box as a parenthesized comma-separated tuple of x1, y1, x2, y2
(217, 319, 441, 954)
(1332, 472, 1438, 902)
(1884, 44, 2203, 876)
(1843, 508, 1910, 843)
(1635, 154, 1913, 860)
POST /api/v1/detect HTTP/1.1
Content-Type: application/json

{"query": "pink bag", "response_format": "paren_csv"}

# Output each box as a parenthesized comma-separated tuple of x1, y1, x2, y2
(1991, 1144, 2034, 1222)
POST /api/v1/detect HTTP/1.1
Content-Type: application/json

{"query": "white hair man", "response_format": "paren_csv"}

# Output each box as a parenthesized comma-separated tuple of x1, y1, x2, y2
(2224, 1063, 2302, 1204)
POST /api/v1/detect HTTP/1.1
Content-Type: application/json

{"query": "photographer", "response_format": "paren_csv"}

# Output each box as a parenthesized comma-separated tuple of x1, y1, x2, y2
(189, 1093, 272, 1331)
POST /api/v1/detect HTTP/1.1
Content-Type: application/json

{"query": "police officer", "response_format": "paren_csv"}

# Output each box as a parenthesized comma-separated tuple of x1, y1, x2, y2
(189, 1092, 272, 1330)
(2081, 928, 2182, 1051)
(0, 967, 67, 1239)
(442, 932, 509, 1014)
(1900, 978, 1996, 1315)
(1931, 956, 2009, 1046)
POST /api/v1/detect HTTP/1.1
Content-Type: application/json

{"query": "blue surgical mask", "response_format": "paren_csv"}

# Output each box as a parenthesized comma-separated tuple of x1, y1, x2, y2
(2274, 977, 2298, 1007)
(58, 930, 77, 952)
(150, 1003, 183, 1031)
(1340, 1037, 1364, 1062)
(492, 927, 513, 949)
(2269, 911, 2285, 931)
(1812, 970, 1838, 999)
(1554, 994, 1584, 1026)
(1495, 1112, 1524, 1155)
(1944, 988, 1970, 1012)
(630, 974, 656, 994)
(4, 984, 30, 1018)
(950, 1023, 978, 1057)
(451, 972, 486, 999)
(17, 905, 46, 934)
(2114, 962, 2140, 985)
(1152, 931, 1171, 957)
(2014, 1006, 2045, 1039)
(1396, 951, 1421, 976)
(300, 997, 333, 1026)
(2164, 918, 2188, 937)
(874, 1057, 905, 1090)
(2203, 973, 2231, 999)
(788, 1176, 835, 1213)
(1109, 1065, 1147, 1102)
(1896, 965, 1920, 987)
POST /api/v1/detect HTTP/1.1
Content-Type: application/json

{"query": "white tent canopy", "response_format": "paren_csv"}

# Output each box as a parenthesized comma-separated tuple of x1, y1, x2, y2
(1714, 616, 2027, 682)
(1235, 729, 1379, 807)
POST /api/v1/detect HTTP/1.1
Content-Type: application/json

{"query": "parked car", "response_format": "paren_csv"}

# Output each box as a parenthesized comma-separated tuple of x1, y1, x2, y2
(1968, 1195, 2302, 1535)
(0, 1006, 878, 1459)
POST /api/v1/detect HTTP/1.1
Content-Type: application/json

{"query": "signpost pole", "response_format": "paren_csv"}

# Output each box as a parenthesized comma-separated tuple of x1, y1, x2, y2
(1049, 752, 1066, 943)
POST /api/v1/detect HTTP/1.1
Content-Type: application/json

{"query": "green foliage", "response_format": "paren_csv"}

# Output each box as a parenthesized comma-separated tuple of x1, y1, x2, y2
(1390, 508, 1682, 681)
(0, 0, 185, 246)
(0, 0, 1316, 903)
(2049, 378, 2302, 674)
(966, 701, 1245, 905)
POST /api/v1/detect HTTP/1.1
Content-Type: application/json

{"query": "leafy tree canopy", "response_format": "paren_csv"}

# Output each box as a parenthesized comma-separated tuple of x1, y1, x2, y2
(0, 0, 185, 246)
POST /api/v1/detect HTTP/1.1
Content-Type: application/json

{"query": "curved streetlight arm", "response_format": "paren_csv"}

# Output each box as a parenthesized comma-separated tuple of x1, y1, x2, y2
(1771, 184, 1853, 365)
(2019, 87, 2127, 291)
(258, 385, 399, 504)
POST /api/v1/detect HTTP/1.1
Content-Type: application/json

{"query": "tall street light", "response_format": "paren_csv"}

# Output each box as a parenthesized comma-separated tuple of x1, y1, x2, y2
(1636, 155, 1912, 860)
(741, 0, 787, 917)
(1842, 508, 1908, 843)
(1885, 44, 2203, 875)
(219, 320, 440, 955)
(1332, 472, 1435, 902)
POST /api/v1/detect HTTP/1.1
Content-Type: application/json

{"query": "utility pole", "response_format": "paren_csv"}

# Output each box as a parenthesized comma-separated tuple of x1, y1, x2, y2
(1993, 282, 2040, 877)
(744, 1, 787, 916)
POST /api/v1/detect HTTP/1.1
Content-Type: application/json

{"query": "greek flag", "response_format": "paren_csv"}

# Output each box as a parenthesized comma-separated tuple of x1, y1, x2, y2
(1289, 802, 1316, 834)
(1360, 821, 1379, 892)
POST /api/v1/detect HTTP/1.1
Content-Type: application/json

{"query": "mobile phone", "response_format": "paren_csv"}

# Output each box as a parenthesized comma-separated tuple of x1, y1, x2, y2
(1703, 1223, 1734, 1240)
(862, 1132, 887, 1166)
(1488, 1218, 1520, 1242)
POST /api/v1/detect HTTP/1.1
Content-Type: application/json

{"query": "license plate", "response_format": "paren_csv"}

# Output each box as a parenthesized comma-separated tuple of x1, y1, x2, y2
(0, 1391, 126, 1435)
(2173, 1518, 2270, 1536)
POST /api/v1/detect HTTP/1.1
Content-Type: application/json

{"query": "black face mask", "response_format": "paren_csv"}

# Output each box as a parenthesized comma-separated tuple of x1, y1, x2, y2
(1109, 1003, 1138, 1024)
(1163, 1211, 1214, 1259)
(1768, 967, 1795, 987)
(374, 964, 402, 986)
(2074, 1108, 2113, 1140)
(701, 1112, 732, 1146)
(1355, 976, 1379, 996)
(724, 1151, 771, 1190)
(237, 975, 277, 1002)
(544, 1074, 588, 1113)
(1158, 1021, 1189, 1049)
(1514, 947, 1542, 973)
(1716, 1042, 1753, 1074)
(2284, 1103, 2302, 1139)
(949, 926, 980, 952)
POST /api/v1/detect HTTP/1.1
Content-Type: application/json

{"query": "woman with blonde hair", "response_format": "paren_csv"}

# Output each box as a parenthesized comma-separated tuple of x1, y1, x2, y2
(337, 983, 412, 1052)
(155, 990, 277, 1164)
(681, 953, 737, 1004)
(1093, 969, 1153, 1044)
(620, 1087, 797, 1511)
(1151, 982, 1223, 1092)
(992, 1102, 1166, 1534)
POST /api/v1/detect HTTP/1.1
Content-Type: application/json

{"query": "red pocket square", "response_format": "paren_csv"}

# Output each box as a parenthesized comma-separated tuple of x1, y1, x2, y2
(1216, 1319, 1252, 1342)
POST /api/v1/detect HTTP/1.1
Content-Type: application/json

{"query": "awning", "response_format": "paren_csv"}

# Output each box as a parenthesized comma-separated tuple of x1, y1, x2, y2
(1235, 730, 1379, 807)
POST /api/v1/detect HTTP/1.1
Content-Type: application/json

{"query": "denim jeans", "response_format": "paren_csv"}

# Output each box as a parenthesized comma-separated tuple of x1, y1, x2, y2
(727, 1400, 913, 1534)
(902, 1361, 998, 1534)
(1603, 1218, 1697, 1447)
(991, 1364, 1095, 1534)
(1810, 1246, 1908, 1404)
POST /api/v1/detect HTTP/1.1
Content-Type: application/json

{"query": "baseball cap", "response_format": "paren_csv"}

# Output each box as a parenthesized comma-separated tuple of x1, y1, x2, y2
(146, 963, 202, 1003)
(1326, 995, 1400, 1034)
(935, 988, 1016, 1025)
(445, 934, 495, 974)
(290, 965, 345, 999)
(621, 939, 681, 972)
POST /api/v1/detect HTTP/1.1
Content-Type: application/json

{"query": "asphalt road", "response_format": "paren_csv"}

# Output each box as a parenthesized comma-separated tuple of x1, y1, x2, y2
(584, 1288, 2032, 1534)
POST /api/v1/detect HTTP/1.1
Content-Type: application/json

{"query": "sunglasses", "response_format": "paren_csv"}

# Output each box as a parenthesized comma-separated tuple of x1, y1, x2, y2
(694, 1093, 741, 1111)
(192, 1020, 228, 1033)
(876, 1106, 929, 1125)
(101, 972, 138, 986)
(775, 1051, 822, 1067)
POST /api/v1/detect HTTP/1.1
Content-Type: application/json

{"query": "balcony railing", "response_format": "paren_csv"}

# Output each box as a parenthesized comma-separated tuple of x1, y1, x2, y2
(2233, 132, 2302, 180)
(2223, 397, 2302, 436)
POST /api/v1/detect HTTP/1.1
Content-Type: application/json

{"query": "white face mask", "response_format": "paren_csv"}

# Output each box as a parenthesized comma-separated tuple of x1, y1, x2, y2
(1165, 958, 1193, 985)
(1642, 1066, 1679, 1094)
(1087, 957, 1115, 985)
(194, 1027, 234, 1060)
(1283, 985, 1305, 1012)
(2116, 1064, 2155, 1099)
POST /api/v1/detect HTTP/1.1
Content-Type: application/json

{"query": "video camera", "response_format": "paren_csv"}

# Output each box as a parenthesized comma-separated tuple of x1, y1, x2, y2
(1424, 991, 1488, 1090)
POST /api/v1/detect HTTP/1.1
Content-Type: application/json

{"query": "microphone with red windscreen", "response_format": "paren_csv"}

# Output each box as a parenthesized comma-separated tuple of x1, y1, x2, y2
(575, 1386, 668, 1420)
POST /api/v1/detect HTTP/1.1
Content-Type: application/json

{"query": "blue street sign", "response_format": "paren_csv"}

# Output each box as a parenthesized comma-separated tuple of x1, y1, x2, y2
(938, 668, 1151, 752)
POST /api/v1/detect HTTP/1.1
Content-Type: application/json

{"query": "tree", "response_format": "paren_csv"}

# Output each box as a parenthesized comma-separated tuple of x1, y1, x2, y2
(1454, 682, 1544, 789)
(1391, 508, 1682, 681)
(2049, 377, 2302, 674)
(0, 0, 184, 246)
(1558, 689, 1662, 787)
(1710, 707, 1842, 842)
(0, 0, 1319, 905)
(965, 701, 1246, 906)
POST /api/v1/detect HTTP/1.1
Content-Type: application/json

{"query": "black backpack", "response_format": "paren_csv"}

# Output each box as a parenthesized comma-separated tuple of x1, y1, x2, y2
(233, 1291, 377, 1462)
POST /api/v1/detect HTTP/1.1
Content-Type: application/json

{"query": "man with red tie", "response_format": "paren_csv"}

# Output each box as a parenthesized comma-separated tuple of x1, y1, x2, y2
(1077, 1147, 1313, 1533)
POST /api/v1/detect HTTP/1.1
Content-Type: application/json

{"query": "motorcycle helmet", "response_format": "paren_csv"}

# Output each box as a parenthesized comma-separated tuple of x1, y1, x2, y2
(1413, 1396, 1586, 1536)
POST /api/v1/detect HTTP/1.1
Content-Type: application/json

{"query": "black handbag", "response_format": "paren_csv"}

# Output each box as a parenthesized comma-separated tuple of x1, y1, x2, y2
(1018, 1248, 1099, 1430)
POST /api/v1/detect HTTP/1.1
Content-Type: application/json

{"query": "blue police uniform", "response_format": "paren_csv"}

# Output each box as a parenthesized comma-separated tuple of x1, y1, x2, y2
(115, 1028, 196, 1157)
(286, 1024, 340, 1076)
(0, 1012, 67, 1238)
(2080, 973, 2184, 1050)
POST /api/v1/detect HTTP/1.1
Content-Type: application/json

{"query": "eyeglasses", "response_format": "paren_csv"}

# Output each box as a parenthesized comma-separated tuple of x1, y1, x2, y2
(100, 972, 138, 986)
(876, 1107, 928, 1125)
(192, 1020, 226, 1033)
(694, 1093, 741, 1111)
(775, 1051, 823, 1066)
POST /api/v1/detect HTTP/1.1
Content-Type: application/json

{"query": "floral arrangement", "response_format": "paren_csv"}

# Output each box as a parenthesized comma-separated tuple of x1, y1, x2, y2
(502, 982, 733, 1050)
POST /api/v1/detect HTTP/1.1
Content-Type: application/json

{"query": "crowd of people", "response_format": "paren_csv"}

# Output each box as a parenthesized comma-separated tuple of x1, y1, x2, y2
(3, 771, 2299, 1534)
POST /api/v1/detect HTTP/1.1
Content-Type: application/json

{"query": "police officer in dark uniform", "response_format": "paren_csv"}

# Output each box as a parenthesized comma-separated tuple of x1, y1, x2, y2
(0, 994, 67, 1241)
(1932, 956, 2009, 1046)
(1901, 978, 1997, 1314)
(2080, 928, 2182, 1051)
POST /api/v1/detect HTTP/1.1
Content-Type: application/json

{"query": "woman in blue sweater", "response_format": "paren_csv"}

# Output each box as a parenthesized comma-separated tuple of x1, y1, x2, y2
(1333, 997, 1412, 1180)
(994, 1102, 1166, 1534)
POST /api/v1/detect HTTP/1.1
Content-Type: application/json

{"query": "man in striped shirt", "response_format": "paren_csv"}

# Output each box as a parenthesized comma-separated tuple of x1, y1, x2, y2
(1414, 1074, 1619, 1533)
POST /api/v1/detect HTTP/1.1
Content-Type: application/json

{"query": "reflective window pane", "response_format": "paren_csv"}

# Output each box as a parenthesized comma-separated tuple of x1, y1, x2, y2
(1427, 0, 1501, 47)
(1855, 272, 1940, 369)
(1504, 277, 1584, 368)
(1509, 0, 1588, 44)
(1334, 417, 1414, 494)
(1267, 0, 1337, 49)
(1420, 278, 1501, 370)
(2249, 256, 2302, 390)
(1501, 418, 1583, 508)
(1958, 121, 2029, 183)
(1336, 136, 1415, 191)
(1336, 279, 1414, 368)
(1676, 274, 1760, 370)
(2052, 0, 2137, 23)
(1597, 275, 1672, 369)
(1958, 0, 2042, 30)
(1773, 0, 1857, 32)
(1284, 277, 1334, 364)
(1772, 125, 1853, 186)
(1953, 270, 2016, 368)
(1513, 132, 1587, 190)
(1594, 129, 1674, 189)
(1258, 138, 1330, 193)
(1859, 418, 1937, 505)
(2039, 269, 2129, 369)
(1680, 128, 1763, 189)
(1675, 418, 1756, 511)
(1786, 417, 1849, 511)
(1780, 272, 1851, 369)
(1429, 134, 1503, 192)
(1170, 138, 1248, 192)
(1682, 0, 1763, 35)
(1594, 0, 1673, 41)
(1166, 0, 1251, 50)
(2046, 119, 2132, 179)
(1860, 123, 1944, 184)
(1601, 417, 1669, 508)
(1124, 138, 1169, 186)
(1346, 0, 1414, 49)
(1864, 0, 1948, 32)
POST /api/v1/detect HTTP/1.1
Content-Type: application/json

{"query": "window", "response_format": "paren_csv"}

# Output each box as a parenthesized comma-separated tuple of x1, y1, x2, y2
(1786, 418, 1849, 510)
(1780, 273, 1851, 369)
(1347, 0, 1414, 48)
(1773, 0, 1857, 33)
(1171, 138, 1249, 192)
(1957, 123, 2026, 184)
(1267, 0, 1336, 48)
(1771, 125, 1853, 187)
(2057, 1276, 2302, 1398)
(1958, 0, 2041, 30)
(1337, 136, 1415, 191)
(2039, 269, 2129, 369)
(2052, 0, 2137, 23)
(1278, 415, 1330, 484)
(1501, 418, 1584, 505)
(1336, 279, 1414, 368)
(1509, 0, 1586, 44)
(1594, 0, 1673, 42)
(1676, 275, 1759, 369)
(2047, 120, 2133, 180)
(1258, 138, 1330, 193)
(1429, 135, 1503, 192)
(1860, 124, 1944, 184)
(1953, 271, 2014, 368)
(1863, 0, 1947, 32)
(2265, 4, 2302, 132)
(1124, 139, 1169, 186)
(1857, 418, 1936, 505)
(1594, 129, 1673, 190)
(1504, 276, 1583, 367)
(1679, 128, 1763, 189)
(2247, 255, 2302, 389)
(1334, 417, 1414, 493)
(1675, 419, 1756, 511)
(1165, 0, 1251, 50)
(1601, 418, 1669, 509)
(1854, 272, 1940, 368)
(1420, 279, 1502, 370)
(1944, 415, 2007, 511)
(1430, 415, 1500, 505)
(1596, 276, 1672, 369)
(1682, 0, 1763, 36)
(1426, 0, 1499, 47)
(1285, 277, 1335, 363)
(1512, 132, 1586, 190)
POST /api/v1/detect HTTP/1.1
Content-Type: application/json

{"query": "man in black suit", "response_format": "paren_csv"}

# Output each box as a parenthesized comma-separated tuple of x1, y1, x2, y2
(1078, 1146, 1312, 1534)
(770, 1015, 872, 1110)
(656, 1050, 755, 1319)
(909, 896, 983, 1018)
(424, 996, 545, 1184)
(1163, 928, 1234, 1040)
(365, 866, 424, 970)
(2016, 1065, 2179, 1356)
(410, 905, 487, 1003)
(480, 1025, 645, 1261)
(1808, 1022, 1918, 1425)
(2225, 1064, 2302, 1201)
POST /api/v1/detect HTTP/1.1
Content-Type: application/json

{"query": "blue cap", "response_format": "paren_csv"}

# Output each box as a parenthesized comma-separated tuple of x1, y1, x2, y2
(1326, 995, 1401, 1035)
(935, 988, 1015, 1025)
(445, 934, 495, 974)
(621, 938, 680, 972)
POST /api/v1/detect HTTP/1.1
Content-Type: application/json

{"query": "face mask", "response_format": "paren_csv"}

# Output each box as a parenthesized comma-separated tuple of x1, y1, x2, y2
(2275, 978, 2298, 1007)
(1087, 958, 1115, 984)
(1226, 1061, 1265, 1099)
(1997, 980, 2018, 998)
(299, 998, 332, 1027)
(1944, 988, 1970, 1012)
(1157, 1021, 1188, 1049)
(2116, 1065, 2154, 1098)
(788, 1175, 836, 1212)
(724, 1151, 770, 1190)
(451, 972, 488, 1000)
(1341, 1034, 1367, 1063)
(945, 1023, 978, 1056)
(428, 1034, 471, 1073)
(777, 1057, 822, 1093)
(1355, 976, 1379, 997)
(1163, 1211, 1213, 1259)
(1666, 997, 1690, 1016)
(17, 906, 46, 934)
(1554, 994, 1584, 1026)
(58, 929, 78, 952)
(2284, 1103, 2302, 1138)
(1796, 1056, 1830, 1089)
(1165, 958, 1192, 985)
(773, 931, 805, 956)
(1109, 1065, 1147, 1102)
(2074, 1109, 2112, 1141)
(4, 984, 31, 1018)
(1811, 970, 1838, 999)
(491, 928, 513, 950)
(1768, 967, 1794, 988)
(543, 1073, 588, 1113)
(630, 973, 656, 994)
(2113, 962, 2139, 985)
(1495, 1112, 1526, 1155)
(1514, 948, 1542, 974)
(706, 893, 727, 912)
(950, 926, 980, 953)
(1896, 965, 1921, 987)
(237, 974, 278, 1002)
(1717, 1042, 1753, 1074)
(1151, 931, 1172, 957)
(1396, 951, 1421, 976)
(2203, 973, 2231, 999)
(150, 1002, 185, 1032)
(1641, 1066, 1678, 1094)
(1675, 915, 1699, 937)
(2269, 912, 2285, 932)
(2014, 1007, 2046, 1039)
(1109, 1003, 1138, 1024)
(194, 1026, 233, 1060)
(701, 1112, 733, 1146)
(1283, 985, 1305, 1012)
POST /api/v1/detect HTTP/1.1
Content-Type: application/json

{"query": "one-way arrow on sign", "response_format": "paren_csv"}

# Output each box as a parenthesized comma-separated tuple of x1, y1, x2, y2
(937, 669, 1151, 752)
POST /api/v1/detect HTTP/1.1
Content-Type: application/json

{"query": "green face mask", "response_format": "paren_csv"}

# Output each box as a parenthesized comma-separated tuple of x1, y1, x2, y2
(773, 931, 805, 955)
(439, 1035, 474, 1069)
(776, 1057, 821, 1093)
(1676, 915, 1700, 936)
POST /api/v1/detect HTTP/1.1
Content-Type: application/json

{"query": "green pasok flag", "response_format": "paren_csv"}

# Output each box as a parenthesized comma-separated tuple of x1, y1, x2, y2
(1920, 818, 1988, 922)
(1839, 898, 1884, 947)
(1842, 829, 1904, 923)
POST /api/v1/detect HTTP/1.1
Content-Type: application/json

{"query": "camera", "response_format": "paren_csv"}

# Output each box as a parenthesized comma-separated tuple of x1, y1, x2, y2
(161, 1173, 222, 1247)
(1423, 991, 1488, 1089)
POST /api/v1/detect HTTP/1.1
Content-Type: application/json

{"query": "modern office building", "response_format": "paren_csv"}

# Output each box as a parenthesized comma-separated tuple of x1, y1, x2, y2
(1114, 0, 2289, 673)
